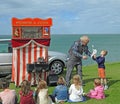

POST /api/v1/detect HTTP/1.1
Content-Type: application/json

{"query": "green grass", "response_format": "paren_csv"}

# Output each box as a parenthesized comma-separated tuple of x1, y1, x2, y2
(3, 62, 120, 104)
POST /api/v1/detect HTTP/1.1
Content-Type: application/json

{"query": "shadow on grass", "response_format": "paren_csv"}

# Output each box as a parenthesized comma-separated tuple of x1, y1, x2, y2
(105, 94, 109, 98)
(62, 70, 120, 88)
(83, 76, 120, 86)
(67, 97, 90, 104)
(83, 77, 96, 84)
(107, 79, 120, 87)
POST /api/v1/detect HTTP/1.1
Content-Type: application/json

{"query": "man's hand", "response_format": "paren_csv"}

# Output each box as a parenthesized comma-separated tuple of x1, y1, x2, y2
(82, 56, 88, 60)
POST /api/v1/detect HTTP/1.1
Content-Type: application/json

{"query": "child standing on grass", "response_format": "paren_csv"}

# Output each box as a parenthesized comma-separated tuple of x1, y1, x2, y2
(35, 80, 53, 104)
(93, 50, 108, 90)
(86, 78, 105, 99)
(52, 76, 68, 104)
(19, 80, 35, 104)
(68, 74, 85, 103)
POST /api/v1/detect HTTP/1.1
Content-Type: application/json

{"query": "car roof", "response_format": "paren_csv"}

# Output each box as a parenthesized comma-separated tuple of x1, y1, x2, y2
(0, 39, 11, 44)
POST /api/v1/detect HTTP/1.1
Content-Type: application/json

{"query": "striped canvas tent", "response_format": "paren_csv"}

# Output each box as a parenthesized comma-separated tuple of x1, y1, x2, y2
(12, 40, 49, 86)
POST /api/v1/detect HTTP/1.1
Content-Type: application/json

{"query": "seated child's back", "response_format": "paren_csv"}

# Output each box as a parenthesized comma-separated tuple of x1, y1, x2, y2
(52, 76, 68, 103)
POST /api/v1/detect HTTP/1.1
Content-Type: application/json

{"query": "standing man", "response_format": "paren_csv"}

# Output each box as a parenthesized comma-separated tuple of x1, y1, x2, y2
(65, 35, 91, 86)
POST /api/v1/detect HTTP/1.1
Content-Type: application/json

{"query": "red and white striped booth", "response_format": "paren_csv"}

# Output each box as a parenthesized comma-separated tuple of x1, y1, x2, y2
(11, 18, 52, 86)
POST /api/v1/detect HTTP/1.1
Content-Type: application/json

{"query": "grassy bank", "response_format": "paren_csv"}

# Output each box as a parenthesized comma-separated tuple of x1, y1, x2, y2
(6, 62, 120, 104)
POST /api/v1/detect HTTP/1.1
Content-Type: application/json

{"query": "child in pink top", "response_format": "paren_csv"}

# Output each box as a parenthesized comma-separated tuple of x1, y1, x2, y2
(86, 78, 105, 99)
(19, 80, 35, 104)
(0, 79, 17, 104)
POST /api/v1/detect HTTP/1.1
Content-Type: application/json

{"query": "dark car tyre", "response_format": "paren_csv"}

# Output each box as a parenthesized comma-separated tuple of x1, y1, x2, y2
(49, 60, 64, 75)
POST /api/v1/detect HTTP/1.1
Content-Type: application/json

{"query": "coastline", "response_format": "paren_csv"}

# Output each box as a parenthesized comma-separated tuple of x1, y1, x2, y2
(0, 34, 120, 65)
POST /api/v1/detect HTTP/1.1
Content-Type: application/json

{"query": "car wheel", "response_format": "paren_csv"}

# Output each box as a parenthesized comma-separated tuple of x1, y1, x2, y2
(49, 60, 64, 75)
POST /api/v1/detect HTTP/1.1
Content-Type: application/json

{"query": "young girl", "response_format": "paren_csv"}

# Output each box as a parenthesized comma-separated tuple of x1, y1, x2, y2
(35, 80, 53, 104)
(19, 80, 35, 104)
(52, 76, 68, 104)
(0, 79, 17, 104)
(68, 74, 85, 102)
(87, 78, 105, 99)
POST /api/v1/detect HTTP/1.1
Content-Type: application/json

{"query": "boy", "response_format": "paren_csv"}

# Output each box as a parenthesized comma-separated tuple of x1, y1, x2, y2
(93, 50, 108, 90)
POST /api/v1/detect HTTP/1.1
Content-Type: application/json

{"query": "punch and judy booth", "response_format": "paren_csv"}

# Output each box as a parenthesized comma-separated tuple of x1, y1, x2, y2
(11, 18, 52, 86)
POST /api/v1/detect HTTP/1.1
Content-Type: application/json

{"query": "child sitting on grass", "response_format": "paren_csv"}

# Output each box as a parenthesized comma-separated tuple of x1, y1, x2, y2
(35, 80, 53, 104)
(0, 78, 17, 104)
(51, 76, 68, 104)
(19, 80, 35, 104)
(68, 74, 85, 102)
(86, 78, 105, 99)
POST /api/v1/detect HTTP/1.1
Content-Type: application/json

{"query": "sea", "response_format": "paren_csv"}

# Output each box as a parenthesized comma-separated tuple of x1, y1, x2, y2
(0, 34, 120, 66)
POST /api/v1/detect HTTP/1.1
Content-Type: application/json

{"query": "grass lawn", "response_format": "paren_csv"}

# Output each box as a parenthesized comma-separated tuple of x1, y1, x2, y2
(4, 62, 120, 104)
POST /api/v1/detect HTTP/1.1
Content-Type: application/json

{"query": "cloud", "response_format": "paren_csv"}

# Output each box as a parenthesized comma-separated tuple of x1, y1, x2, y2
(1, 0, 120, 34)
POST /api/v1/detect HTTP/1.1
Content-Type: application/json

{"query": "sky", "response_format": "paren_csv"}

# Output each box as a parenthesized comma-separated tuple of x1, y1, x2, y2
(0, 0, 120, 35)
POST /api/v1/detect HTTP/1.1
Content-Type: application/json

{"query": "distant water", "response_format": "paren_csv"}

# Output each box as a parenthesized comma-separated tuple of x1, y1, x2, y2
(0, 34, 120, 65)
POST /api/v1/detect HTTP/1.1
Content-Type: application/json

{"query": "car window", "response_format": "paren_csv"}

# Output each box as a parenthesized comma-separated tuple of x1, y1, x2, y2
(0, 42, 12, 53)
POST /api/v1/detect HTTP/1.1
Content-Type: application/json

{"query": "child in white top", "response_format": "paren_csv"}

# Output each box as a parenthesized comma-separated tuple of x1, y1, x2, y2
(35, 80, 53, 104)
(68, 74, 85, 102)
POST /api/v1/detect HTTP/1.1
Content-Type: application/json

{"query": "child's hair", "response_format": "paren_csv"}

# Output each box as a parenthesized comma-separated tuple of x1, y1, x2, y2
(57, 76, 66, 85)
(37, 80, 47, 90)
(1, 78, 10, 89)
(35, 80, 47, 102)
(94, 78, 101, 86)
(72, 74, 82, 85)
(21, 80, 31, 96)
(102, 50, 108, 56)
